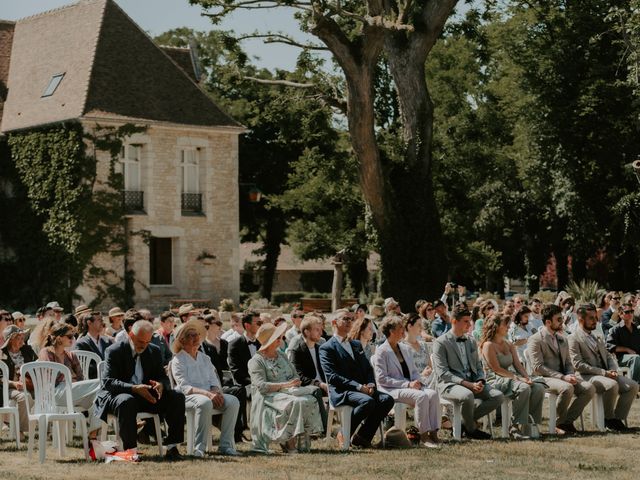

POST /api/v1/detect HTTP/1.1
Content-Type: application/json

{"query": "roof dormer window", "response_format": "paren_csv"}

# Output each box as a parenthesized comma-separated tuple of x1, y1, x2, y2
(41, 73, 65, 97)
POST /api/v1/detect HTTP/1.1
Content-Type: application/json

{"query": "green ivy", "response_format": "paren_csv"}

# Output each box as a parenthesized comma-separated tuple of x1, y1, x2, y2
(2, 122, 145, 310)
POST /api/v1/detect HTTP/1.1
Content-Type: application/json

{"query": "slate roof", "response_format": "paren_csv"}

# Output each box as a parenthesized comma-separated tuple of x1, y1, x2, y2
(161, 46, 199, 84)
(0, 0, 241, 133)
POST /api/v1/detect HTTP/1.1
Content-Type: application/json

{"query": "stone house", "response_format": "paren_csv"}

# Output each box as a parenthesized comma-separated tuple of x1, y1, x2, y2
(0, 0, 243, 311)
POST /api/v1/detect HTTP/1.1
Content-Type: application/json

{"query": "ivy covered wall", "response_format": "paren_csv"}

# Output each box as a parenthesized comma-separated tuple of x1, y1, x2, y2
(0, 122, 142, 310)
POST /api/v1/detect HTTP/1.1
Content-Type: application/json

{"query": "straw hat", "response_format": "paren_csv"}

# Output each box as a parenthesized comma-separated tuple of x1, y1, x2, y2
(1, 325, 30, 350)
(75, 305, 92, 317)
(171, 319, 207, 353)
(256, 322, 287, 352)
(383, 426, 411, 448)
(108, 307, 125, 318)
(178, 303, 194, 317)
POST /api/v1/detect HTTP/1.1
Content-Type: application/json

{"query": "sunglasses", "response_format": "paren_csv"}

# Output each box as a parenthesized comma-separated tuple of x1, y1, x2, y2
(623, 310, 634, 315)
(612, 297, 621, 301)
(292, 314, 304, 318)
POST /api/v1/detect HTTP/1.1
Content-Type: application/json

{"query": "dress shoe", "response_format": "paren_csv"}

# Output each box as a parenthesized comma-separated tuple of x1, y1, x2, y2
(165, 446, 183, 461)
(557, 422, 577, 434)
(462, 426, 492, 440)
(605, 418, 629, 432)
(351, 433, 372, 448)
(137, 431, 151, 445)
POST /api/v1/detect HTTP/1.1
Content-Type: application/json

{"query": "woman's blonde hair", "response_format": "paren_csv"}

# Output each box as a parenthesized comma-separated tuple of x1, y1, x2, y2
(479, 314, 509, 349)
(171, 321, 205, 354)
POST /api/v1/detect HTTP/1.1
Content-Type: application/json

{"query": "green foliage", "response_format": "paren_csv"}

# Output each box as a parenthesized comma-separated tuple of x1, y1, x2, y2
(2, 122, 145, 309)
(565, 279, 607, 304)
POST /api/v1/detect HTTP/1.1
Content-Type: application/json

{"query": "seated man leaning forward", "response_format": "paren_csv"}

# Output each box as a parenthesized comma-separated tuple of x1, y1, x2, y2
(93, 320, 186, 460)
(319, 309, 394, 448)
(568, 303, 638, 431)
(432, 304, 504, 439)
(527, 303, 595, 434)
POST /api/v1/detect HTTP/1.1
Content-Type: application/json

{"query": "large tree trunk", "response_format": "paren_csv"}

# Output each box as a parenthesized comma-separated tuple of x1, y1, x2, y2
(259, 214, 286, 300)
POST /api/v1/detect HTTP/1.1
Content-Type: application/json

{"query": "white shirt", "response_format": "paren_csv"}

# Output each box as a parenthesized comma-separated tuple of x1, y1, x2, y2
(455, 336, 470, 377)
(129, 340, 144, 385)
(115, 330, 129, 344)
(244, 333, 258, 357)
(308, 344, 322, 382)
(334, 334, 354, 359)
(221, 329, 241, 343)
(171, 350, 220, 395)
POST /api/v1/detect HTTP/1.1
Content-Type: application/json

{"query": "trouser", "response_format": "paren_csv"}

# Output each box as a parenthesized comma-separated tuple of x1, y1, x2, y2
(310, 387, 328, 434)
(9, 389, 32, 433)
(441, 384, 504, 433)
(105, 389, 185, 450)
(510, 380, 545, 426)
(222, 384, 247, 439)
(393, 387, 440, 433)
(619, 354, 640, 384)
(55, 380, 102, 431)
(544, 377, 595, 424)
(185, 393, 239, 454)
(588, 375, 639, 421)
(342, 390, 394, 443)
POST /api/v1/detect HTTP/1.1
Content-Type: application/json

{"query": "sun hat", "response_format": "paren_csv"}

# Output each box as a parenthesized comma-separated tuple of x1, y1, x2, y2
(384, 297, 398, 310)
(46, 301, 63, 312)
(108, 307, 125, 318)
(75, 305, 92, 317)
(1, 325, 30, 350)
(178, 303, 194, 317)
(256, 322, 288, 352)
(171, 319, 207, 353)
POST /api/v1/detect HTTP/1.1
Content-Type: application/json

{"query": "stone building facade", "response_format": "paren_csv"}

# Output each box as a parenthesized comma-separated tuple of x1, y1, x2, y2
(1, 0, 243, 311)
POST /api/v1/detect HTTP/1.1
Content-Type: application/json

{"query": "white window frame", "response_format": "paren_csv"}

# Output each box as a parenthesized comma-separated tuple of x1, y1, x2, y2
(121, 144, 142, 191)
(180, 147, 200, 194)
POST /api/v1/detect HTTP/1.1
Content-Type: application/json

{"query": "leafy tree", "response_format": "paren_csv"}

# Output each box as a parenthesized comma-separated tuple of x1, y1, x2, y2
(188, 0, 461, 307)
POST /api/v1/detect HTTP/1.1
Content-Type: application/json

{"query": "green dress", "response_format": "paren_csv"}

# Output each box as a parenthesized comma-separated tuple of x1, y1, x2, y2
(248, 351, 323, 453)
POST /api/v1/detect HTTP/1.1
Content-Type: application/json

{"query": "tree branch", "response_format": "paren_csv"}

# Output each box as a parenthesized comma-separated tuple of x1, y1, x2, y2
(237, 33, 329, 50)
(244, 76, 317, 88)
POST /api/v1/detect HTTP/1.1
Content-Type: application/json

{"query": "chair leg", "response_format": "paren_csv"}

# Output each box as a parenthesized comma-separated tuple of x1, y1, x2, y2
(501, 400, 511, 438)
(56, 421, 66, 457)
(78, 416, 90, 461)
(338, 408, 351, 450)
(452, 403, 462, 441)
(11, 411, 21, 448)
(593, 394, 605, 432)
(38, 417, 47, 464)
(27, 419, 35, 460)
(393, 404, 407, 431)
(152, 415, 163, 456)
(100, 420, 108, 441)
(547, 393, 557, 434)
(186, 411, 194, 456)
(325, 408, 334, 441)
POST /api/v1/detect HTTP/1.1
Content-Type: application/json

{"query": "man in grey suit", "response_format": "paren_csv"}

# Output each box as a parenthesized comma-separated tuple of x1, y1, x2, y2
(433, 305, 503, 439)
(527, 303, 595, 434)
(568, 303, 638, 431)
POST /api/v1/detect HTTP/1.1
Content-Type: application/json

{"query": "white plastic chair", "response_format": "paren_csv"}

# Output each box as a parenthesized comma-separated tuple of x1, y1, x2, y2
(97, 360, 164, 455)
(486, 396, 512, 438)
(325, 399, 354, 450)
(21, 361, 89, 463)
(71, 350, 101, 380)
(0, 360, 21, 448)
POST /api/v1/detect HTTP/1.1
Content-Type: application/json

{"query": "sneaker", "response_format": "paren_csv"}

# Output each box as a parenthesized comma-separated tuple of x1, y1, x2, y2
(421, 439, 441, 449)
(462, 426, 491, 440)
(557, 422, 577, 434)
(192, 449, 205, 458)
(509, 426, 530, 440)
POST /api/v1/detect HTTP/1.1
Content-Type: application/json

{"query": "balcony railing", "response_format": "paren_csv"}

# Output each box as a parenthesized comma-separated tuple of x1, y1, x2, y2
(123, 190, 144, 213)
(181, 192, 202, 213)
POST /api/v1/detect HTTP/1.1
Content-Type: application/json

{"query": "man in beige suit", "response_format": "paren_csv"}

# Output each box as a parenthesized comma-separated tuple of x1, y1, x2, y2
(568, 303, 638, 431)
(527, 304, 595, 434)
(433, 305, 504, 439)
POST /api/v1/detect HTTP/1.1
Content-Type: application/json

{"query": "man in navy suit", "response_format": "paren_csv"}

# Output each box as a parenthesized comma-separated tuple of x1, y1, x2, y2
(93, 320, 185, 459)
(319, 309, 394, 448)
(74, 311, 113, 378)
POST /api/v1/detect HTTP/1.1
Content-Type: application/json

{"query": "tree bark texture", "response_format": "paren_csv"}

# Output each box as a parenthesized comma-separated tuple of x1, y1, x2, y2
(259, 214, 286, 300)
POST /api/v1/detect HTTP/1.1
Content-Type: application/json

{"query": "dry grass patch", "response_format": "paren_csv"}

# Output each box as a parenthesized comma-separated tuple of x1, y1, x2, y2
(2, 399, 640, 480)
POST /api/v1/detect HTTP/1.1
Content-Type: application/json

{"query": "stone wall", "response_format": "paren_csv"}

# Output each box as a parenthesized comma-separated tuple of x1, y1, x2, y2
(78, 120, 240, 312)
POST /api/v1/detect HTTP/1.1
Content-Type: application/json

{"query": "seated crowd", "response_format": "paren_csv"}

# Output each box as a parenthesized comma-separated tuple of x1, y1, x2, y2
(1, 286, 640, 460)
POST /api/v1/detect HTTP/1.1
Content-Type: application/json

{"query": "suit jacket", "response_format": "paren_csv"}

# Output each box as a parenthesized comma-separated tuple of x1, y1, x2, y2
(600, 308, 617, 335)
(431, 316, 451, 338)
(73, 334, 114, 379)
(227, 334, 259, 387)
(0, 345, 37, 406)
(432, 331, 484, 395)
(568, 327, 617, 379)
(288, 338, 326, 387)
(319, 336, 375, 407)
(527, 328, 574, 379)
(93, 340, 170, 422)
(200, 339, 231, 386)
(372, 341, 419, 398)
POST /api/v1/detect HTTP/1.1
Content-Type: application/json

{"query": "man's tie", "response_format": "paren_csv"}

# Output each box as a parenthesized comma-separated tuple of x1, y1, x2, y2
(456, 336, 467, 343)
(248, 340, 259, 347)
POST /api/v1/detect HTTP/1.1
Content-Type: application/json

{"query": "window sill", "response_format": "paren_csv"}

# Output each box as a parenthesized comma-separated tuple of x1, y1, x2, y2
(181, 211, 206, 217)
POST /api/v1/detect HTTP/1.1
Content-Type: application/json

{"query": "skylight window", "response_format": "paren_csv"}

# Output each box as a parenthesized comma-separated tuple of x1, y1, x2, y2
(41, 73, 65, 97)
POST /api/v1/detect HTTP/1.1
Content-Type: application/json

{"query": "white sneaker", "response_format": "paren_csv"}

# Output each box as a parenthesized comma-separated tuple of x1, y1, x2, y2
(193, 449, 206, 458)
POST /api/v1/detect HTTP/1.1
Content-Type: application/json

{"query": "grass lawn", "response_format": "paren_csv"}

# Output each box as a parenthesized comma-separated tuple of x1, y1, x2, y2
(1, 399, 639, 480)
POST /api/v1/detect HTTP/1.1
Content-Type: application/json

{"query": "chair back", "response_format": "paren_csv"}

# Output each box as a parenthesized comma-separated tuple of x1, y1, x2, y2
(71, 350, 101, 380)
(21, 361, 75, 415)
(0, 360, 10, 406)
(97, 360, 106, 383)
(167, 359, 176, 389)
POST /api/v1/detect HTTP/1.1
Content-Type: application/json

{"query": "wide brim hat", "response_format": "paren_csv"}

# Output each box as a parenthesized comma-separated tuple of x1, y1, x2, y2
(383, 297, 398, 309)
(383, 426, 411, 448)
(46, 301, 64, 312)
(75, 305, 92, 317)
(1, 325, 30, 350)
(178, 303, 194, 317)
(171, 319, 207, 353)
(108, 307, 125, 318)
(257, 322, 288, 352)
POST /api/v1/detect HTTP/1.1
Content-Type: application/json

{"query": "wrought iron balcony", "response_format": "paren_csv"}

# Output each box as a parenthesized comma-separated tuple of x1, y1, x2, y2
(181, 192, 202, 213)
(123, 190, 144, 213)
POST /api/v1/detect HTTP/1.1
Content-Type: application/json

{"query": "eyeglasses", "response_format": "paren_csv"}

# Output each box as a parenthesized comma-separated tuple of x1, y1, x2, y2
(623, 310, 634, 315)
(612, 297, 621, 301)
(64, 334, 75, 339)
(292, 314, 304, 318)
